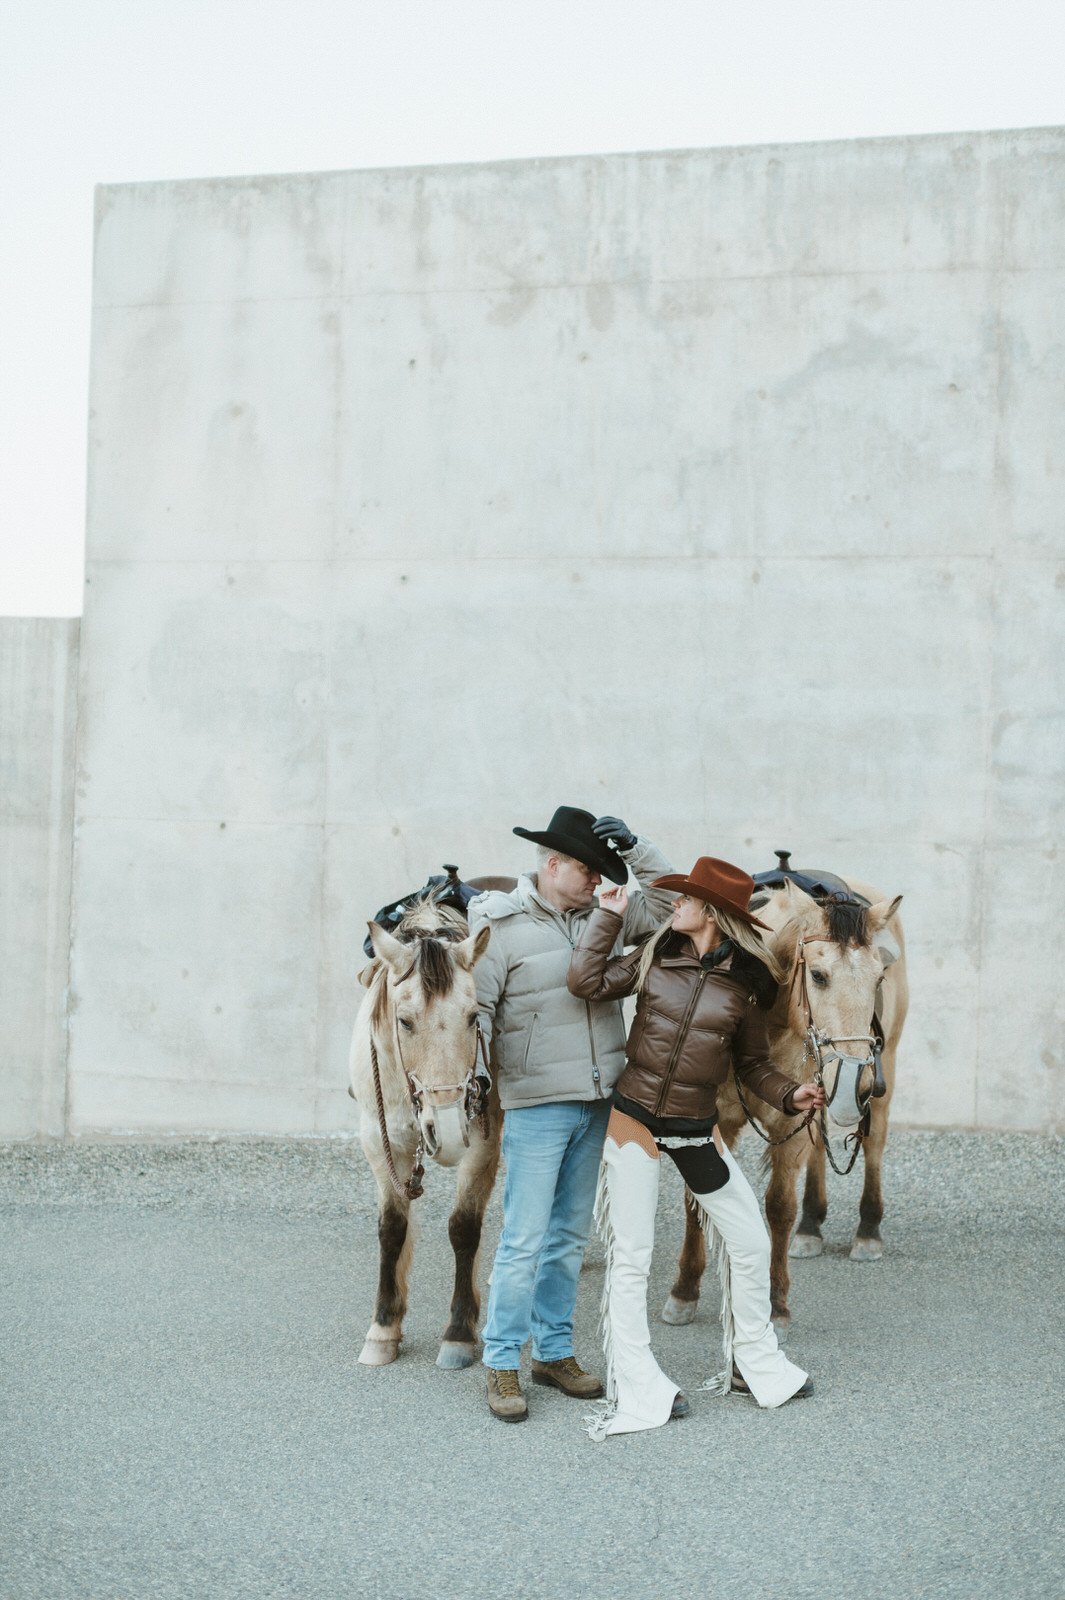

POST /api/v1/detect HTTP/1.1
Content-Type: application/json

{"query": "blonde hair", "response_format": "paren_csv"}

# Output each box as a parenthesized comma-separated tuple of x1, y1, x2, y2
(634, 899, 784, 992)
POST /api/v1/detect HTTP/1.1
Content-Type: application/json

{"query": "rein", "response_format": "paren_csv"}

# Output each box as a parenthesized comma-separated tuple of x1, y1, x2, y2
(369, 948, 492, 1204)
(735, 933, 885, 1175)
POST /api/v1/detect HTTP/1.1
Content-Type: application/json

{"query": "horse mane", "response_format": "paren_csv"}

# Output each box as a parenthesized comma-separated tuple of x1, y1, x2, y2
(823, 895, 870, 948)
(772, 892, 871, 979)
(366, 897, 468, 1032)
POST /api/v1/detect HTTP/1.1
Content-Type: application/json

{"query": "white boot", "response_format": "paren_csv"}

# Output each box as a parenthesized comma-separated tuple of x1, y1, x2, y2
(587, 1137, 681, 1439)
(692, 1140, 808, 1408)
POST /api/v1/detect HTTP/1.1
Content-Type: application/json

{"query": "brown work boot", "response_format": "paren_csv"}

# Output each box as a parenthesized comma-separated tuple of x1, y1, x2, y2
(486, 1367, 528, 1422)
(530, 1356, 604, 1399)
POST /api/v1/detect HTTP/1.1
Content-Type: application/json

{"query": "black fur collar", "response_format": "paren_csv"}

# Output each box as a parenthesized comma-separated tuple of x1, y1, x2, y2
(657, 930, 778, 1009)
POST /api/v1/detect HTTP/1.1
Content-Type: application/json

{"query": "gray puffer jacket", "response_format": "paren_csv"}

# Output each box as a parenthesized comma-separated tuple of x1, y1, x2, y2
(468, 838, 674, 1110)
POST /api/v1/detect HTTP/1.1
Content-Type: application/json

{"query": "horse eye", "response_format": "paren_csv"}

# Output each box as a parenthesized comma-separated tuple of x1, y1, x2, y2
(399, 1018, 415, 1032)
(467, 1012, 478, 1027)
(811, 971, 828, 987)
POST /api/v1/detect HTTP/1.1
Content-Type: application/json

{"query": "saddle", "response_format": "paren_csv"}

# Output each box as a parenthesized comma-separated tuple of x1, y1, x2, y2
(749, 849, 870, 910)
(362, 864, 484, 959)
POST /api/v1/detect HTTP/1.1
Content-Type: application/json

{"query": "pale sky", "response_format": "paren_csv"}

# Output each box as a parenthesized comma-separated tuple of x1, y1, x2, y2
(2, 0, 1062, 616)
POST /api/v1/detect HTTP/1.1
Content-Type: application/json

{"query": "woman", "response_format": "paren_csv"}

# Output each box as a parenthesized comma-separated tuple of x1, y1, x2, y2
(567, 855, 825, 1438)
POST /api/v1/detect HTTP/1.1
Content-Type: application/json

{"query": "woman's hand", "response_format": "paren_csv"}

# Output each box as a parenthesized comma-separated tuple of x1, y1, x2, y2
(790, 1080, 826, 1112)
(597, 884, 629, 917)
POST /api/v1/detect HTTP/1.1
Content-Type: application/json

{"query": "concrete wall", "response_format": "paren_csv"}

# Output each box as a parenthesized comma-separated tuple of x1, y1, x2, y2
(69, 128, 1063, 1134)
(1, 619, 79, 1136)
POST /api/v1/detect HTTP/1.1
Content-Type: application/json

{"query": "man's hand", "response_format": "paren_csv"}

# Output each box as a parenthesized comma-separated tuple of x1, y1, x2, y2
(593, 815, 637, 852)
(597, 885, 629, 917)
(791, 1080, 827, 1112)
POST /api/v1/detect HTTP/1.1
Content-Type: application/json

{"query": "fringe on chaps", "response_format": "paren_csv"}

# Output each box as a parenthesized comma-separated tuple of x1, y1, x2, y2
(584, 1133, 807, 1441)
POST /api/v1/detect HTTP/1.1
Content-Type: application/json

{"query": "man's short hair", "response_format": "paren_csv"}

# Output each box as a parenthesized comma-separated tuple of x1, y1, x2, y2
(536, 844, 580, 872)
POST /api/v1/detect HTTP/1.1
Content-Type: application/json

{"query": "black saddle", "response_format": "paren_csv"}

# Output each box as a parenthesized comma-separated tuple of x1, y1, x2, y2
(750, 850, 870, 909)
(363, 864, 483, 959)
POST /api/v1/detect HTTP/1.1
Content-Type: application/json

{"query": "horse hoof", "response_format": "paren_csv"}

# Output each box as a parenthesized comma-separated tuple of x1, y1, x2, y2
(850, 1237, 883, 1262)
(661, 1295, 699, 1325)
(789, 1233, 824, 1259)
(772, 1315, 790, 1343)
(436, 1341, 478, 1370)
(358, 1337, 400, 1366)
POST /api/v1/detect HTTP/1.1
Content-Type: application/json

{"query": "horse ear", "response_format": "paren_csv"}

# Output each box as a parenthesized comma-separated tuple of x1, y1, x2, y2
(866, 894, 903, 931)
(454, 924, 491, 971)
(783, 879, 819, 918)
(357, 959, 379, 989)
(368, 921, 408, 971)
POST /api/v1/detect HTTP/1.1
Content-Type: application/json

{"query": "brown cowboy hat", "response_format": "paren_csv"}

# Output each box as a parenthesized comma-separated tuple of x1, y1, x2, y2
(650, 856, 772, 930)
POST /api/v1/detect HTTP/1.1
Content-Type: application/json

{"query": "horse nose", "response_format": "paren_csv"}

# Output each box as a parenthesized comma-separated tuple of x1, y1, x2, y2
(419, 1108, 440, 1157)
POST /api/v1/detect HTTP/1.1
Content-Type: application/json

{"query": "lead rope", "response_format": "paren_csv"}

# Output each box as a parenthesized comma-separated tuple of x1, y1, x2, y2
(474, 1019, 492, 1140)
(370, 1034, 425, 1201)
(732, 1075, 815, 1147)
(817, 1091, 869, 1177)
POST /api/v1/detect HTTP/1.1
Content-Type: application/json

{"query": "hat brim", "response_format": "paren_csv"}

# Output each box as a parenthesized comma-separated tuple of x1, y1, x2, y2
(513, 826, 628, 885)
(649, 874, 772, 931)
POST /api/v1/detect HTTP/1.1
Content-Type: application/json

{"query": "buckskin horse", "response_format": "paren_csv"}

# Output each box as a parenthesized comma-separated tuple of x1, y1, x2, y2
(663, 871, 907, 1329)
(349, 884, 511, 1369)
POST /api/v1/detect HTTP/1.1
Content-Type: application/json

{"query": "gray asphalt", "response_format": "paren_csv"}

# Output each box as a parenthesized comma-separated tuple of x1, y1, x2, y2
(1, 1133, 1063, 1600)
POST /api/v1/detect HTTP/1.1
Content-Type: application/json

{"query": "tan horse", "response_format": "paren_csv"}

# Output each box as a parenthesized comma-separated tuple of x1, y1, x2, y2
(349, 899, 502, 1369)
(663, 878, 908, 1328)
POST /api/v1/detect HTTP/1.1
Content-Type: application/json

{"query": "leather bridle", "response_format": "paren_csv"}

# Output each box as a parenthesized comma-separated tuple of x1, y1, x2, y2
(734, 932, 886, 1176)
(793, 934, 886, 1174)
(369, 938, 492, 1203)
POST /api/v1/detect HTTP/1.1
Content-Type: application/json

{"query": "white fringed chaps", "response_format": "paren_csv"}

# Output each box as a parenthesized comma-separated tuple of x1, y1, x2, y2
(585, 1134, 807, 1440)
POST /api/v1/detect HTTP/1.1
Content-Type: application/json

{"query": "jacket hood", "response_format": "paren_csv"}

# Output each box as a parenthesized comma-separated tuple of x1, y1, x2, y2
(467, 874, 544, 921)
(469, 874, 596, 925)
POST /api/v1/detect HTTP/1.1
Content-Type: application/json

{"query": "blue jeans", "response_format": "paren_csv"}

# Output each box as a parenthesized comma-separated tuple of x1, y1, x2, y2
(483, 1099, 610, 1369)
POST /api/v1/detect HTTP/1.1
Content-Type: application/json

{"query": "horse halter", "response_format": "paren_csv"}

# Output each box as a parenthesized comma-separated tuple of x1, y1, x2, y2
(369, 941, 493, 1203)
(791, 934, 886, 1175)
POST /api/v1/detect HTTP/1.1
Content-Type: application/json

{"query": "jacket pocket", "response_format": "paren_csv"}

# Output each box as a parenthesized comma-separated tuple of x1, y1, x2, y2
(626, 1006, 649, 1061)
(522, 1013, 540, 1074)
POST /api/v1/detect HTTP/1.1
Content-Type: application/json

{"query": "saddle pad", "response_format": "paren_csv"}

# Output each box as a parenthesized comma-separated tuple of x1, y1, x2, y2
(750, 864, 870, 907)
(362, 869, 482, 958)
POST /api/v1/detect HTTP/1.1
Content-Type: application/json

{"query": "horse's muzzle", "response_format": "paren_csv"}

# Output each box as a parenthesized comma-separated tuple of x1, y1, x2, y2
(418, 1097, 471, 1166)
(820, 1053, 876, 1131)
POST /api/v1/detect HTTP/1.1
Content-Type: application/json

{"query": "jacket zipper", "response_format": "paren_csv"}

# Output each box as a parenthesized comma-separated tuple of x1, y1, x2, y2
(653, 970, 708, 1115)
(545, 901, 604, 1098)
(585, 1003, 602, 1097)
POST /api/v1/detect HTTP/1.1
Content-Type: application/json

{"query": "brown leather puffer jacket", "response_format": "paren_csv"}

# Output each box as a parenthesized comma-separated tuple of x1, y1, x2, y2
(567, 907, 797, 1122)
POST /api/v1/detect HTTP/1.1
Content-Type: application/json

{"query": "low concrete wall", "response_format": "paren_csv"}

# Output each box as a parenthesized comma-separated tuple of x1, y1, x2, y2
(64, 128, 1065, 1134)
(0, 619, 79, 1136)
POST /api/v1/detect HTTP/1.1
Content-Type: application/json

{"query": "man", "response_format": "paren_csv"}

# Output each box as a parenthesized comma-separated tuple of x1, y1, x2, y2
(468, 805, 674, 1422)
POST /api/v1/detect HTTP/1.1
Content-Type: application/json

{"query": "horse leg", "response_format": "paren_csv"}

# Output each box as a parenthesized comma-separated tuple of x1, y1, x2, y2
(851, 1066, 893, 1261)
(763, 1146, 802, 1328)
(662, 1190, 706, 1324)
(359, 1159, 415, 1366)
(438, 1120, 502, 1370)
(790, 1141, 827, 1258)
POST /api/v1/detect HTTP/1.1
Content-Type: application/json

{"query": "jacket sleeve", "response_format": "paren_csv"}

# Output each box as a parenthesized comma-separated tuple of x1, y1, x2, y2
(567, 908, 643, 1001)
(732, 1003, 799, 1114)
(620, 836, 675, 942)
(468, 905, 507, 1049)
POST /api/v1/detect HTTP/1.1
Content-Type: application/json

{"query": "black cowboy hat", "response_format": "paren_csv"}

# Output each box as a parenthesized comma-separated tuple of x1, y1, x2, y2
(513, 805, 628, 885)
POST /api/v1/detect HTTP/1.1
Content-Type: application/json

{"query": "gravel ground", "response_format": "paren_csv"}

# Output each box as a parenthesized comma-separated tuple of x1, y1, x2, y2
(1, 1132, 1062, 1600)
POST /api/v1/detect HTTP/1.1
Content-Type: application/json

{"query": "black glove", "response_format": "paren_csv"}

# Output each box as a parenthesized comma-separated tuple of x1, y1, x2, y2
(592, 815, 637, 853)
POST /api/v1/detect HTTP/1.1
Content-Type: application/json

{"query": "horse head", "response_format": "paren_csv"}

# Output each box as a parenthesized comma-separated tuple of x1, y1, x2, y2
(365, 904, 492, 1167)
(769, 882, 903, 1134)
